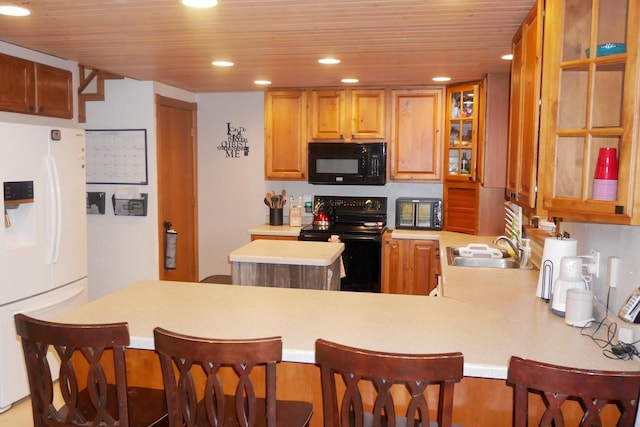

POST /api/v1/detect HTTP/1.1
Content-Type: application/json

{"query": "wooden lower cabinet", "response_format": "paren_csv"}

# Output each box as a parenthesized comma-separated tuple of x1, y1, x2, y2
(250, 234, 297, 241)
(381, 232, 439, 295)
(121, 349, 622, 427)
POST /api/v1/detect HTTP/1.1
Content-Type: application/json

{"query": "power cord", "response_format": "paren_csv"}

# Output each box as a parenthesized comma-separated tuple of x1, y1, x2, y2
(578, 286, 640, 360)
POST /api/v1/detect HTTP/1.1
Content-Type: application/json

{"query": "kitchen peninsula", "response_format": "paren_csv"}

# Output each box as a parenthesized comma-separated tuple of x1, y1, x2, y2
(54, 231, 639, 426)
(229, 239, 344, 290)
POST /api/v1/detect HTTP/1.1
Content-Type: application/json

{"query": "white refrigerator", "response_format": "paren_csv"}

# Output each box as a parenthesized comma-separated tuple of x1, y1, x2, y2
(0, 123, 88, 412)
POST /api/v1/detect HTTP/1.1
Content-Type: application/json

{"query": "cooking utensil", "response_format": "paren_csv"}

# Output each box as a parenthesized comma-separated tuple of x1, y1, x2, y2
(265, 192, 273, 208)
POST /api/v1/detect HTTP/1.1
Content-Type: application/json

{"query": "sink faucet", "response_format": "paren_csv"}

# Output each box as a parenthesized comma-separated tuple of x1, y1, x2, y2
(493, 236, 520, 261)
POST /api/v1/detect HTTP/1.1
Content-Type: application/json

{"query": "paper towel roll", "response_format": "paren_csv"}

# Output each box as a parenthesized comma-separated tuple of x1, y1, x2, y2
(536, 237, 577, 299)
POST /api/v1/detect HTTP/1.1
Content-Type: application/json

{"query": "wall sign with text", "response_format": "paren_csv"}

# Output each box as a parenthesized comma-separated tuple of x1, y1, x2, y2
(218, 123, 249, 158)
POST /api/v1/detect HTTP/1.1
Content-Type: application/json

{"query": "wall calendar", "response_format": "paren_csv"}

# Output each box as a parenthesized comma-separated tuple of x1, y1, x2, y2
(85, 129, 148, 185)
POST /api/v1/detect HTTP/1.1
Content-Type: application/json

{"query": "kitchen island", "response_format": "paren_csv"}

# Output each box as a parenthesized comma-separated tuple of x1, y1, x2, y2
(55, 231, 640, 426)
(229, 239, 344, 290)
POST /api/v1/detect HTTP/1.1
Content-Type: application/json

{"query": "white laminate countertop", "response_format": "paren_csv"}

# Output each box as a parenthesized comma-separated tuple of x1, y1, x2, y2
(55, 231, 640, 380)
(247, 224, 303, 237)
(229, 239, 344, 266)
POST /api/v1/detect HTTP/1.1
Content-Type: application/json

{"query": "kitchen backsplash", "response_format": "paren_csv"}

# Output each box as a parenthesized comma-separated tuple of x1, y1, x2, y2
(560, 221, 640, 327)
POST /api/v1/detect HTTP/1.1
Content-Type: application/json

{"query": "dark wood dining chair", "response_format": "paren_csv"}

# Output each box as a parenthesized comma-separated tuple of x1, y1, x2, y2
(153, 327, 313, 427)
(507, 355, 640, 427)
(315, 338, 464, 427)
(14, 312, 168, 427)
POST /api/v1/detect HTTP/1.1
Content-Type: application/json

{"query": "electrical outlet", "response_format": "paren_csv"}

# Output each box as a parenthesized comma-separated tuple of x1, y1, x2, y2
(609, 257, 621, 288)
(587, 250, 600, 278)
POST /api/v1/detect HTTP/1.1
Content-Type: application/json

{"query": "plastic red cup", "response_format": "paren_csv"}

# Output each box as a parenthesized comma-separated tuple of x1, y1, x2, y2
(594, 147, 618, 180)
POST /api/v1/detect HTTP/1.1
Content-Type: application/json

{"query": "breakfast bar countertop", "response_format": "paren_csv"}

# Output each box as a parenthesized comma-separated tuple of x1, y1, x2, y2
(55, 231, 640, 380)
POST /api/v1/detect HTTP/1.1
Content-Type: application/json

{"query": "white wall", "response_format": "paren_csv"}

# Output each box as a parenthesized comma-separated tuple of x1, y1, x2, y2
(82, 79, 195, 300)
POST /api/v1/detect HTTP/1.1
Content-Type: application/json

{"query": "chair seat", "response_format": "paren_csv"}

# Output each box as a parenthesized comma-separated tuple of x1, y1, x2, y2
(74, 385, 168, 427)
(191, 394, 312, 427)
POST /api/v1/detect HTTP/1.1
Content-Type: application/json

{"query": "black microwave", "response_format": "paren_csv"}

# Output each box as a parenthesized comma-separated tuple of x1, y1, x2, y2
(308, 142, 386, 185)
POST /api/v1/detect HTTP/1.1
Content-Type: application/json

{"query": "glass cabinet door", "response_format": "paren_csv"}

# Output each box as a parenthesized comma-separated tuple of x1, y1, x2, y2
(445, 83, 479, 180)
(541, 0, 635, 221)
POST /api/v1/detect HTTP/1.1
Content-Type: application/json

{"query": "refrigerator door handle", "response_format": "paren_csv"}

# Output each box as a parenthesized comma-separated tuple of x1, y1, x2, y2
(12, 286, 85, 316)
(44, 156, 62, 265)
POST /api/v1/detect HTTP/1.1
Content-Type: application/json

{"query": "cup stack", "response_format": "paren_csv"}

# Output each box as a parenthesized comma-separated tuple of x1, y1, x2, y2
(592, 147, 618, 201)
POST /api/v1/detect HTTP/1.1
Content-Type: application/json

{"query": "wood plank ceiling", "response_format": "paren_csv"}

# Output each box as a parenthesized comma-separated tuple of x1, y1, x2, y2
(0, 0, 535, 93)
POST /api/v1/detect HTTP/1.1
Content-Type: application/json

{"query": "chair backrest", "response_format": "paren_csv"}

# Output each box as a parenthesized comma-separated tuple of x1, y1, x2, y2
(507, 355, 640, 427)
(153, 327, 283, 427)
(315, 338, 464, 427)
(14, 312, 132, 427)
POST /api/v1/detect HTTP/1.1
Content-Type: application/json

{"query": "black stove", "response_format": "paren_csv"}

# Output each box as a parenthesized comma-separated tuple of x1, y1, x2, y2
(300, 196, 387, 239)
(298, 196, 387, 293)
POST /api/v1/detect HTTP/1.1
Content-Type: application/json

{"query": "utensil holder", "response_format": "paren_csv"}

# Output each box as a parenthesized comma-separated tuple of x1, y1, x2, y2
(269, 207, 283, 226)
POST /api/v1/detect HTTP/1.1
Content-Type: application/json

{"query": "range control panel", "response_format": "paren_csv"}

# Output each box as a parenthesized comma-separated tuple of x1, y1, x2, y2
(314, 196, 387, 214)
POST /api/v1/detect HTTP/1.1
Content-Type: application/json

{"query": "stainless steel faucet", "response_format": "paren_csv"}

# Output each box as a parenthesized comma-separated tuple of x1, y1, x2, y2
(493, 236, 520, 261)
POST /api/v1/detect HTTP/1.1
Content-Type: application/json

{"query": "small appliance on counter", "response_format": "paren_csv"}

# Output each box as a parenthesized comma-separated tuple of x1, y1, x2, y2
(395, 198, 442, 230)
(536, 236, 577, 300)
(550, 256, 588, 317)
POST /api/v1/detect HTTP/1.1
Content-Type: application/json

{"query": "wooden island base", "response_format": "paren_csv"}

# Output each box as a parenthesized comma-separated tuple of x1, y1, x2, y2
(124, 349, 622, 426)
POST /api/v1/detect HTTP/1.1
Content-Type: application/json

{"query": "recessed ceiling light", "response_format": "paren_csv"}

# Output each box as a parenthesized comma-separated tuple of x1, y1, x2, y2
(502, 54, 514, 60)
(432, 76, 451, 82)
(0, 5, 30, 16)
(212, 61, 234, 67)
(319, 58, 340, 65)
(341, 78, 359, 84)
(254, 80, 272, 86)
(182, 0, 218, 7)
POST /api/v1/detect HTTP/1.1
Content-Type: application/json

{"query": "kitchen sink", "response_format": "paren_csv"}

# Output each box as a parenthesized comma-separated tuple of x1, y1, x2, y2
(446, 246, 520, 269)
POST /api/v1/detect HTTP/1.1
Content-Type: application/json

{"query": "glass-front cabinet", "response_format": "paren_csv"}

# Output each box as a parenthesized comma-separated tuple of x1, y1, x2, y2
(539, 0, 640, 224)
(445, 82, 480, 181)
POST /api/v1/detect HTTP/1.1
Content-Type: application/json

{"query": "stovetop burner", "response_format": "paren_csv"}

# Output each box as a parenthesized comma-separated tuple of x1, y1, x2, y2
(301, 195, 387, 236)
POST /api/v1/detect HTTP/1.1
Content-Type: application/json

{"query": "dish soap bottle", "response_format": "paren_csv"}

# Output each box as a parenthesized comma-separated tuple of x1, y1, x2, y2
(461, 152, 470, 174)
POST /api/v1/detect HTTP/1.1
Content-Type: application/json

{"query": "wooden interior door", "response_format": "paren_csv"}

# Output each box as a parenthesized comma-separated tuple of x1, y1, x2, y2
(156, 95, 198, 282)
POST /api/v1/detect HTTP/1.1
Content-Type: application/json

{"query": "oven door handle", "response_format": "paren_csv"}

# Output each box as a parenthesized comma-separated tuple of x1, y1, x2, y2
(326, 234, 382, 243)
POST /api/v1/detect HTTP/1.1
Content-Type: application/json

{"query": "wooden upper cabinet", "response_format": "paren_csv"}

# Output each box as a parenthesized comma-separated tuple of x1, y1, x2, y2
(389, 88, 443, 181)
(309, 89, 384, 141)
(34, 63, 73, 118)
(350, 89, 385, 139)
(539, 0, 640, 224)
(443, 82, 481, 183)
(0, 54, 35, 114)
(264, 90, 308, 180)
(507, 1, 543, 211)
(0, 53, 73, 119)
